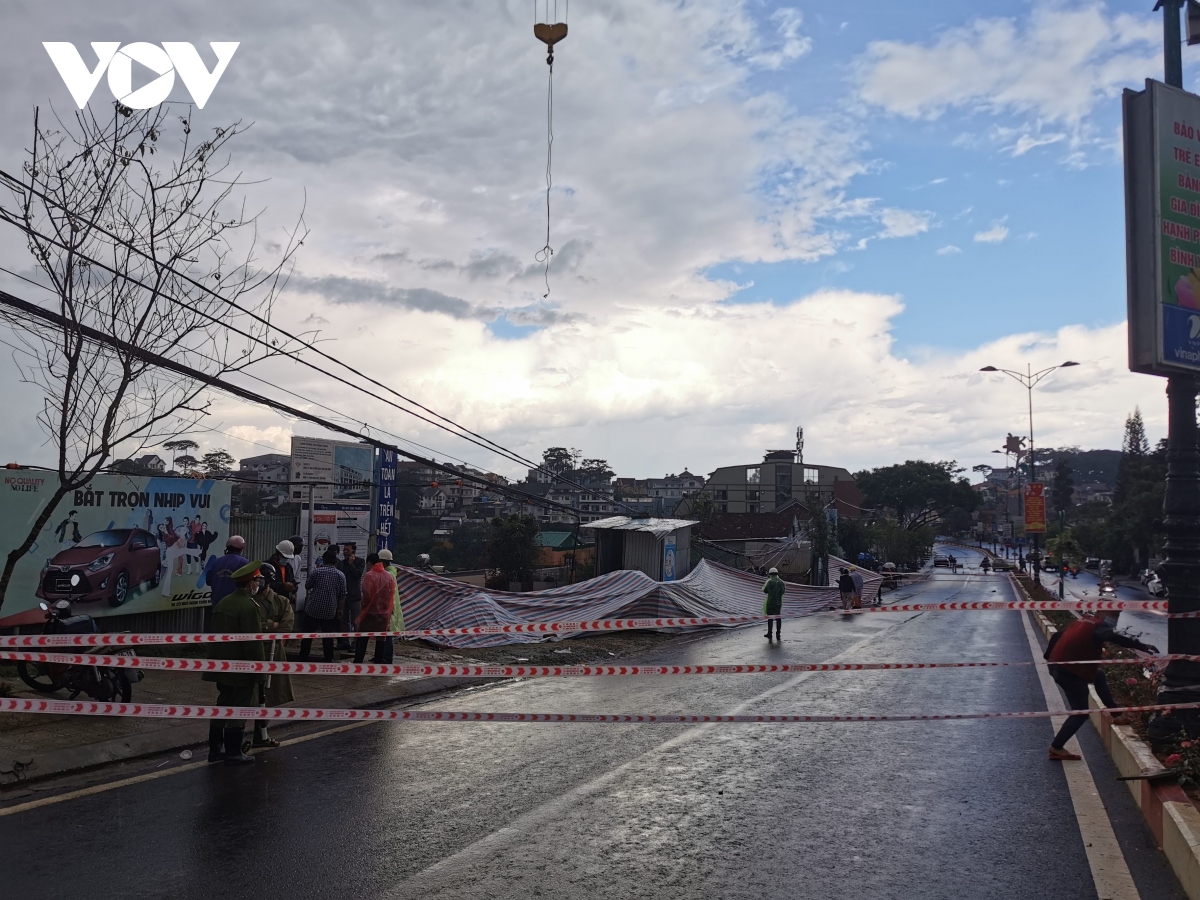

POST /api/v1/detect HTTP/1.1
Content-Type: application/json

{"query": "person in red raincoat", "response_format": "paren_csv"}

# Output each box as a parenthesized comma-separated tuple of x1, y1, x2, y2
(354, 552, 396, 664)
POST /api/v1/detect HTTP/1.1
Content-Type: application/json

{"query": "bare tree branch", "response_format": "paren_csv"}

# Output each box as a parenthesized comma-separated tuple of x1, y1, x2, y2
(0, 102, 306, 611)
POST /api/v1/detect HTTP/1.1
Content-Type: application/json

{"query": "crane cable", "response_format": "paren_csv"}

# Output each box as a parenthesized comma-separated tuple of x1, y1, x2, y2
(533, 0, 567, 300)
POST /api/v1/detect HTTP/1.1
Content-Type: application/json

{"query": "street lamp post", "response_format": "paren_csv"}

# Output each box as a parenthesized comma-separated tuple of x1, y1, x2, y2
(991, 447, 1014, 557)
(979, 361, 1080, 583)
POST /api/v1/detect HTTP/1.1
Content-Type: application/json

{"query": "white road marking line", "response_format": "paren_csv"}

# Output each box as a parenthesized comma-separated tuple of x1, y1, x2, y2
(0, 613, 929, 819)
(0, 718, 379, 817)
(383, 615, 925, 897)
(1019, 610, 1141, 900)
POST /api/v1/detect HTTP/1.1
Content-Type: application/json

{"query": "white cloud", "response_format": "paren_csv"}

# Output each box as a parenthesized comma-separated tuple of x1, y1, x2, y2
(876, 207, 932, 240)
(855, 3, 1158, 148)
(974, 220, 1010, 243)
(1011, 132, 1067, 156)
(750, 8, 813, 69)
(105, 292, 1156, 480)
(937, 245, 962, 255)
(0, 2, 1166, 482)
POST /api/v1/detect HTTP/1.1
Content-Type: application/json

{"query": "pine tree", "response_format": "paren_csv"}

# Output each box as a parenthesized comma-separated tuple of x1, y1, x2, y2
(1114, 408, 1149, 507)
(1051, 457, 1074, 522)
(1122, 408, 1150, 457)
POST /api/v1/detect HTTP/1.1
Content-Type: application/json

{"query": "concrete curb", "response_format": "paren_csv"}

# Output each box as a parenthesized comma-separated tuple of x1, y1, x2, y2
(0, 674, 489, 787)
(1026, 605, 1200, 899)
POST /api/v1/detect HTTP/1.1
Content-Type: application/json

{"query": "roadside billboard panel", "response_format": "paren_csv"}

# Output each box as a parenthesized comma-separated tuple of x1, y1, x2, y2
(1124, 79, 1200, 375)
(1024, 483, 1047, 534)
(0, 472, 232, 626)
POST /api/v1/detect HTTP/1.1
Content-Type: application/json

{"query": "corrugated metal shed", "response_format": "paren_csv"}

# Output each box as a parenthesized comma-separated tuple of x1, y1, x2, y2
(583, 516, 698, 537)
(584, 517, 697, 580)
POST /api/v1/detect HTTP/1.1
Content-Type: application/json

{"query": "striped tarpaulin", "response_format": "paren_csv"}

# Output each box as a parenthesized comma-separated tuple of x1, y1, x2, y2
(398, 558, 881, 647)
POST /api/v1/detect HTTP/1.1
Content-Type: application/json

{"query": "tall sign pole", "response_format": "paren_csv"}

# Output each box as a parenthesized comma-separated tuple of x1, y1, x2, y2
(1130, 1, 1200, 735)
(1162, 0, 1200, 723)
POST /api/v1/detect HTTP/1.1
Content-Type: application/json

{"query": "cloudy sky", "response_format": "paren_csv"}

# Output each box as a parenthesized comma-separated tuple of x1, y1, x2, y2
(0, 0, 1187, 481)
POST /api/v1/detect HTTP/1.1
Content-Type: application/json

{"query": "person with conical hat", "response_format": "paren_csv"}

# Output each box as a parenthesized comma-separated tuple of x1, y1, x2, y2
(203, 560, 266, 764)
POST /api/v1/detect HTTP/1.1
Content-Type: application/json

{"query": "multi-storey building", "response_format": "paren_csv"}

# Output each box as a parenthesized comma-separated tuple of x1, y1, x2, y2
(693, 449, 864, 518)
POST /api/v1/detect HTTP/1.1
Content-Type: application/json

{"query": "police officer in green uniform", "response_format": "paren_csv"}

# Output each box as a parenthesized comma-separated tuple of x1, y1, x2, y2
(204, 560, 266, 764)
(762, 567, 785, 641)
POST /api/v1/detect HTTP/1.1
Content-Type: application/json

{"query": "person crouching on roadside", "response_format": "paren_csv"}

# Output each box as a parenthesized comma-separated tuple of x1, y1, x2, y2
(1044, 610, 1158, 761)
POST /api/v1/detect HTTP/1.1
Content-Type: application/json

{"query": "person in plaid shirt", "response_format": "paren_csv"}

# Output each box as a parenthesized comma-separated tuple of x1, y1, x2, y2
(299, 548, 346, 662)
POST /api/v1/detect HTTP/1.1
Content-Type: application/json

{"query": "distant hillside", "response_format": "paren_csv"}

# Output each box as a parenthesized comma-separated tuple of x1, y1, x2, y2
(1040, 447, 1121, 486)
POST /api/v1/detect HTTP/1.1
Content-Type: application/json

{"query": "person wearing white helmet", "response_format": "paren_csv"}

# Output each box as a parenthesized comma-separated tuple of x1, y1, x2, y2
(762, 567, 785, 641)
(379, 548, 405, 654)
(268, 539, 299, 606)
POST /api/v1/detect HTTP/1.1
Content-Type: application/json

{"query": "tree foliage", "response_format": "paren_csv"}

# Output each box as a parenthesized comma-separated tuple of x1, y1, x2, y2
(866, 521, 935, 569)
(488, 515, 541, 587)
(578, 458, 614, 481)
(201, 449, 235, 477)
(1068, 410, 1166, 572)
(541, 447, 576, 474)
(1051, 457, 1074, 521)
(163, 438, 198, 470)
(854, 460, 978, 530)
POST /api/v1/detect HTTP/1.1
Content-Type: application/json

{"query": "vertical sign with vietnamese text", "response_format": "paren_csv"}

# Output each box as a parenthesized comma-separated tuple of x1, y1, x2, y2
(1125, 79, 1200, 374)
(1024, 483, 1047, 534)
(376, 449, 397, 553)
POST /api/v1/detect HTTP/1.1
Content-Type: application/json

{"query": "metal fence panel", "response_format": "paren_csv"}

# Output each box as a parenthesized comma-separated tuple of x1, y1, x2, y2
(230, 513, 300, 562)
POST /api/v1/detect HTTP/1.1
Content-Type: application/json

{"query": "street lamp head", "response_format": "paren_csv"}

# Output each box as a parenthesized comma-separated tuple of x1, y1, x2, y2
(1059, 360, 1080, 368)
(979, 366, 999, 372)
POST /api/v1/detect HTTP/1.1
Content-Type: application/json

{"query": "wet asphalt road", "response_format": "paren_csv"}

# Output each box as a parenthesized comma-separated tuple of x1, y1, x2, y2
(0, 548, 1187, 899)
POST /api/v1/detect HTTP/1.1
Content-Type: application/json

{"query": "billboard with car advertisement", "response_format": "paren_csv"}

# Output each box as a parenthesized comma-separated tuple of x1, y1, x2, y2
(0, 471, 232, 627)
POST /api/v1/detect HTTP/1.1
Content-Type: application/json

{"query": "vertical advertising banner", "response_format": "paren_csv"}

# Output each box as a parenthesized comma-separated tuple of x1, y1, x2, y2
(1023, 483, 1047, 534)
(0, 472, 232, 626)
(662, 533, 677, 582)
(376, 449, 397, 553)
(1125, 79, 1200, 375)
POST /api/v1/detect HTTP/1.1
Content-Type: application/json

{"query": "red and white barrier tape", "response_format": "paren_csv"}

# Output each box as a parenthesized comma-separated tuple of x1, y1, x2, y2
(0, 649, 1188, 678)
(0, 615, 767, 646)
(0, 599, 1178, 648)
(861, 600, 1168, 615)
(3, 697, 1199, 723)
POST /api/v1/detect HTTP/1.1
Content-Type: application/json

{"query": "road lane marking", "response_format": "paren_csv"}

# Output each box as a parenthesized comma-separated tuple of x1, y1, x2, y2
(0, 718, 380, 817)
(382, 614, 926, 898)
(0, 610, 935, 818)
(1019, 610, 1140, 900)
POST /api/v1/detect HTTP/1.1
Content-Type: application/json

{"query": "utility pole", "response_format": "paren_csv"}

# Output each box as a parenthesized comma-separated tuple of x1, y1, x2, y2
(1154, 0, 1200, 734)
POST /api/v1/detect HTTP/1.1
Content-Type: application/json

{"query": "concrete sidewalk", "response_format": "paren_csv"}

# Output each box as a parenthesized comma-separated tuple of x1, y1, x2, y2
(0, 653, 484, 786)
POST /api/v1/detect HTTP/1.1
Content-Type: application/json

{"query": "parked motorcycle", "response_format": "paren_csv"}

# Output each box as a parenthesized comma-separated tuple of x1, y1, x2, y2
(17, 585, 142, 701)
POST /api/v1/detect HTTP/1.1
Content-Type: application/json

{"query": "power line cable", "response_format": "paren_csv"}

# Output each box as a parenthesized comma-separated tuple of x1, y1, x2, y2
(0, 170, 548, 471)
(0, 261, 608, 524)
(0, 215, 641, 512)
(0, 288, 582, 518)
